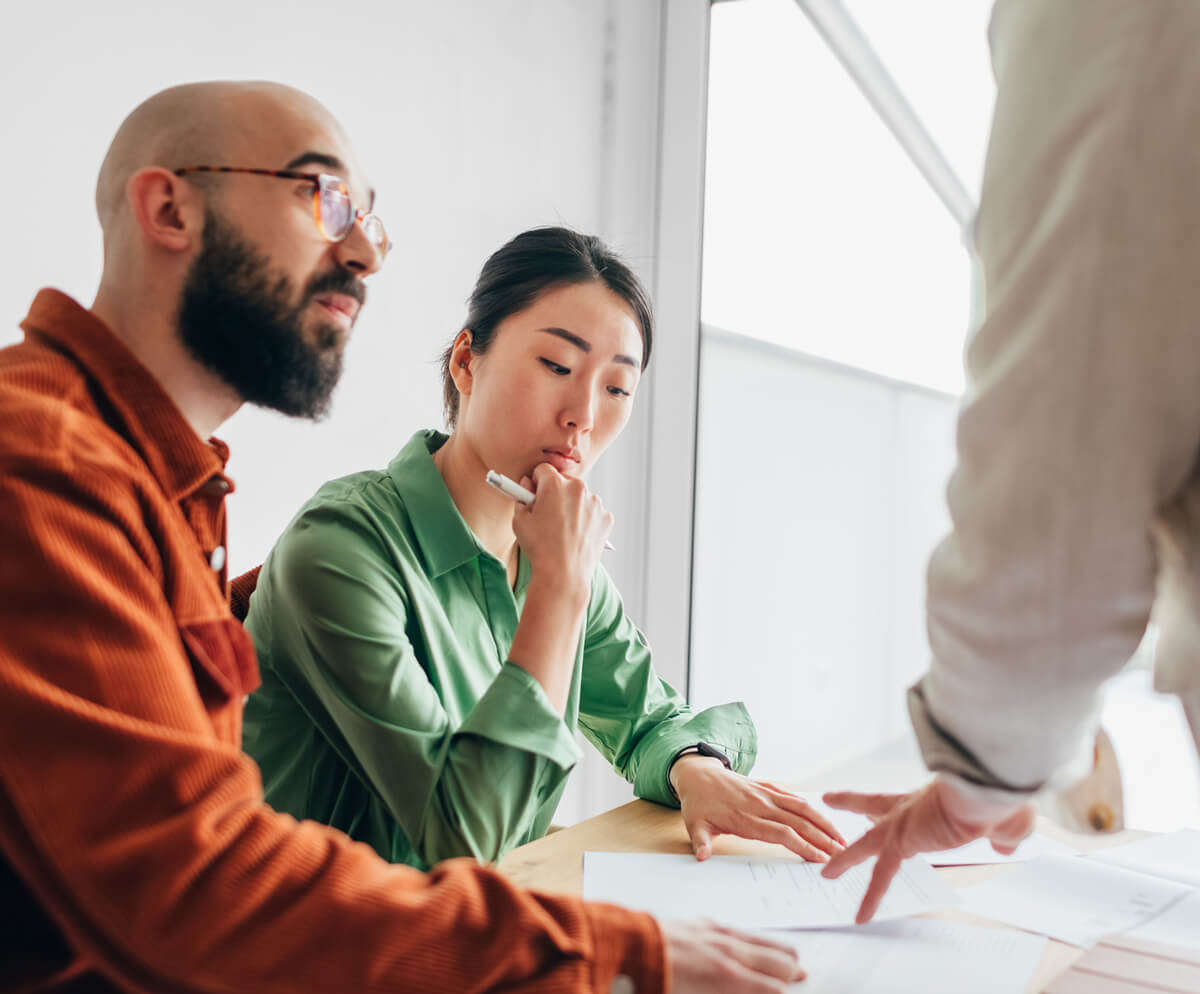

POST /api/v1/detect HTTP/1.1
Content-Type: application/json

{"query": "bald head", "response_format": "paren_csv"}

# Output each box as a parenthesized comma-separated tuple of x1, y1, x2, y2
(95, 81, 354, 236)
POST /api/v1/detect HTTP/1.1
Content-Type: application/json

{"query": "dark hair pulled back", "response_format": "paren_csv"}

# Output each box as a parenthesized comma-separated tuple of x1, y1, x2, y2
(440, 226, 653, 428)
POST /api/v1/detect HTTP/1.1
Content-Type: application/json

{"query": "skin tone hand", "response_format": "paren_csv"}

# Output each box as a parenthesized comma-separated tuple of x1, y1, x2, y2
(671, 756, 846, 862)
(661, 919, 806, 993)
(506, 462, 612, 714)
(511, 462, 612, 584)
(821, 776, 1037, 923)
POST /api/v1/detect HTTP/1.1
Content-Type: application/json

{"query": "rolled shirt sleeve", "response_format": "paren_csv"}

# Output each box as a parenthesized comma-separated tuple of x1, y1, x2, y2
(579, 566, 758, 807)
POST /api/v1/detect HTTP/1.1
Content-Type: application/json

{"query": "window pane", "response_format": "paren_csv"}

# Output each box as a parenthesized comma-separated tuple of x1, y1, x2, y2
(701, 0, 992, 394)
(841, 0, 995, 197)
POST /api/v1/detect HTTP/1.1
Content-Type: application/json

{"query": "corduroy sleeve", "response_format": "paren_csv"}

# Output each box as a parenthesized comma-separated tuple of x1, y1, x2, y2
(0, 450, 666, 994)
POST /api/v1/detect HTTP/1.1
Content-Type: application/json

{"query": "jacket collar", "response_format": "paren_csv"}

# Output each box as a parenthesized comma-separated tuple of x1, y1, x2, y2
(21, 289, 230, 500)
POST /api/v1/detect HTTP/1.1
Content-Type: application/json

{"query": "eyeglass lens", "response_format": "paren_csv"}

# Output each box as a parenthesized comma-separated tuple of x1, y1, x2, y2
(317, 175, 388, 257)
(317, 176, 354, 241)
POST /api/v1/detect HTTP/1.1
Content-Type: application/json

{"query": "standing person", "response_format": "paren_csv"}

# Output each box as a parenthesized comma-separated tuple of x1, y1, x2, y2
(242, 225, 846, 870)
(823, 0, 1200, 922)
(0, 80, 805, 994)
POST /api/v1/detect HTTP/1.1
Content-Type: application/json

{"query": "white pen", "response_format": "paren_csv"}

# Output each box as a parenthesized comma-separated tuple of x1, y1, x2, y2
(486, 470, 615, 552)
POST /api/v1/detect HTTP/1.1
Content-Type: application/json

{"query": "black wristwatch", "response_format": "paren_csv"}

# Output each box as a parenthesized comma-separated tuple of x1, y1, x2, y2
(667, 741, 733, 800)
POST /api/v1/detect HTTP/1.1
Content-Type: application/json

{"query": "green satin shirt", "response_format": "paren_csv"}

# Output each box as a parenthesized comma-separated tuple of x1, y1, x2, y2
(242, 429, 756, 870)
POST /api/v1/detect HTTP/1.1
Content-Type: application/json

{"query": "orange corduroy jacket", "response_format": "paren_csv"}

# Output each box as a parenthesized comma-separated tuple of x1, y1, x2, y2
(0, 289, 664, 994)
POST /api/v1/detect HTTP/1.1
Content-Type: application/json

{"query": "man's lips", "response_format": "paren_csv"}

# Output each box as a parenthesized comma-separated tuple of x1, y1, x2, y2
(313, 293, 360, 326)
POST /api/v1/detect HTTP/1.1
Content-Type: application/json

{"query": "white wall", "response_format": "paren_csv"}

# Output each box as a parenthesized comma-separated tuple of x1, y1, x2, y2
(4, 0, 661, 578)
(2, 0, 668, 823)
(690, 326, 959, 780)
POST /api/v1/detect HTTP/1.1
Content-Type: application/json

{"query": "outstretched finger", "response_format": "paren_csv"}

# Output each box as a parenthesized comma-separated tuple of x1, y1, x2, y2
(822, 823, 884, 879)
(856, 850, 903, 924)
(822, 791, 905, 821)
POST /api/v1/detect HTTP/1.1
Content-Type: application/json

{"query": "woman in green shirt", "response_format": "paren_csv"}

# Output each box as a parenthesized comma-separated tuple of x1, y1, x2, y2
(243, 227, 845, 870)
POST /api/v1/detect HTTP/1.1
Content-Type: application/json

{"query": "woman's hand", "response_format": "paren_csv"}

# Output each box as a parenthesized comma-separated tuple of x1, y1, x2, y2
(511, 463, 612, 595)
(506, 463, 612, 714)
(671, 757, 847, 862)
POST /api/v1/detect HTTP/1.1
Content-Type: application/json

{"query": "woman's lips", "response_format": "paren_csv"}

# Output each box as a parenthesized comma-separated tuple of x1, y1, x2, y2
(541, 449, 581, 474)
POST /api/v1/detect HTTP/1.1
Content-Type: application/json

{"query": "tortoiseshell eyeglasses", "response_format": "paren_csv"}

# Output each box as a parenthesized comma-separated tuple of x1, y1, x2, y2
(173, 166, 391, 261)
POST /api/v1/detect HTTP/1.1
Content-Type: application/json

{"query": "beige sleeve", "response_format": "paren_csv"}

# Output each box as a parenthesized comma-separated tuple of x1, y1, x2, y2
(912, 0, 1200, 795)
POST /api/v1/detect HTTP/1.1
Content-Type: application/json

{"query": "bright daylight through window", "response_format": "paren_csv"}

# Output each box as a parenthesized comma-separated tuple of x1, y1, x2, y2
(693, 0, 1200, 831)
(701, 0, 994, 394)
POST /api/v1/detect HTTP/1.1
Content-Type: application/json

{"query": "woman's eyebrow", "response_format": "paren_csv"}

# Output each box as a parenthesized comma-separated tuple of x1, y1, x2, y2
(537, 327, 639, 367)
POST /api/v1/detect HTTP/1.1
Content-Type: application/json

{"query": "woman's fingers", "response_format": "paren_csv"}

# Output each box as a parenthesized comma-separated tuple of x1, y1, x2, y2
(740, 816, 830, 863)
(763, 788, 848, 846)
(690, 823, 715, 861)
(748, 789, 844, 855)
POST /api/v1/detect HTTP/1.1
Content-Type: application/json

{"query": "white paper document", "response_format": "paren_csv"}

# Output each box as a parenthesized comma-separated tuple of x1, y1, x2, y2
(925, 833, 1077, 866)
(798, 791, 1076, 866)
(582, 851, 957, 930)
(773, 917, 1047, 994)
(1119, 890, 1200, 951)
(958, 855, 1191, 947)
(1087, 829, 1200, 888)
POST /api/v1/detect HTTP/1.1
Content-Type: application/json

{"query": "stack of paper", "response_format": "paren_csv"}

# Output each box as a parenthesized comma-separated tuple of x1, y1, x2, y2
(582, 851, 957, 929)
(1121, 890, 1200, 950)
(959, 828, 1200, 950)
(774, 918, 1046, 994)
(582, 852, 1043, 993)
(1087, 829, 1200, 888)
(958, 855, 1191, 947)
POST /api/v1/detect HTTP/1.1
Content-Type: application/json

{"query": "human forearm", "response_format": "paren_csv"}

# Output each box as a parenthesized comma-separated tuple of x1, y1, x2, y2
(507, 570, 590, 714)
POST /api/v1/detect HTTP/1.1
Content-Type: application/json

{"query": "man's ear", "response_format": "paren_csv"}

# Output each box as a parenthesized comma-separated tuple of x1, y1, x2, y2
(448, 329, 475, 399)
(126, 167, 200, 254)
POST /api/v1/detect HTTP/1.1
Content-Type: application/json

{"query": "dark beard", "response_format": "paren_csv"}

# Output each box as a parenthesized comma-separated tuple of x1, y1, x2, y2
(177, 210, 365, 419)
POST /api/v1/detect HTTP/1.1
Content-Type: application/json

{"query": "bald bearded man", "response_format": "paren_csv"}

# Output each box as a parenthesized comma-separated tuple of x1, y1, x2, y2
(0, 82, 803, 994)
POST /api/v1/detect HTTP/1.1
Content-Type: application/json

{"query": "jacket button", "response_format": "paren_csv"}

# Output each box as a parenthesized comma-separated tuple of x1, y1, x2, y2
(1088, 803, 1114, 831)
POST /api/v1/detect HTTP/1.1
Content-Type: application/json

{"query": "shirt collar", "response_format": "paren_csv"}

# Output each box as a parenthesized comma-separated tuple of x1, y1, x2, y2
(20, 289, 229, 500)
(387, 429, 487, 579)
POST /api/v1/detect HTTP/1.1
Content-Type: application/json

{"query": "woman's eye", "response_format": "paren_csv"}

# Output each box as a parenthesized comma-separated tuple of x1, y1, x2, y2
(540, 358, 570, 375)
(607, 385, 631, 398)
